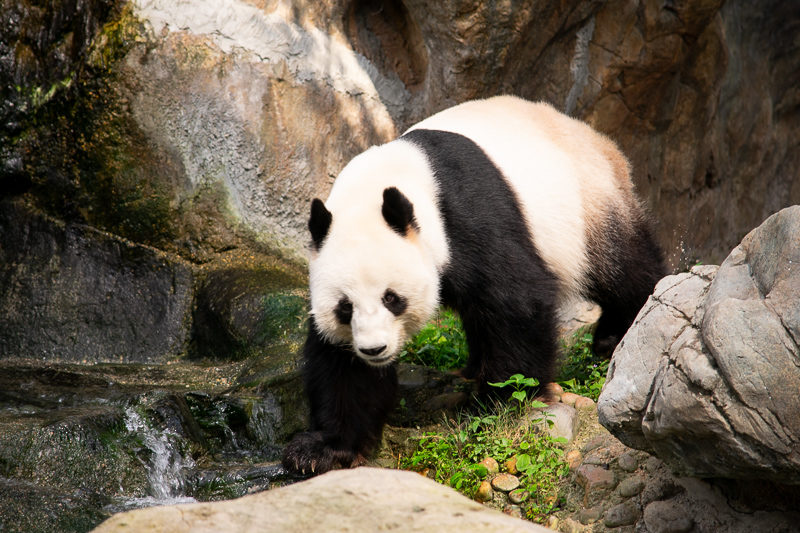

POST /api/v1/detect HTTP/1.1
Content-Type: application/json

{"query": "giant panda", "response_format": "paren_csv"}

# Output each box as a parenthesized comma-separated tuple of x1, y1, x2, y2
(282, 95, 665, 475)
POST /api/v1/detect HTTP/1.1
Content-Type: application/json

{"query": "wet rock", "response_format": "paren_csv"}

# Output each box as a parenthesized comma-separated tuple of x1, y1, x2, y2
(0, 201, 193, 363)
(93, 468, 551, 532)
(599, 206, 800, 484)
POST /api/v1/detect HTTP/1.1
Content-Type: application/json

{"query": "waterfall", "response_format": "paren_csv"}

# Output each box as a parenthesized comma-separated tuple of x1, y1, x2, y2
(123, 408, 197, 505)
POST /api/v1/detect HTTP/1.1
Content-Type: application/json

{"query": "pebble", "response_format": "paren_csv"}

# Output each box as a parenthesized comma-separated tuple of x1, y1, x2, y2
(480, 457, 499, 475)
(576, 464, 616, 491)
(490, 473, 520, 492)
(561, 392, 580, 407)
(560, 518, 583, 533)
(565, 449, 582, 470)
(618, 476, 645, 498)
(604, 501, 640, 527)
(502, 504, 523, 519)
(508, 488, 529, 504)
(644, 500, 694, 533)
(578, 506, 603, 525)
(504, 456, 517, 475)
(617, 451, 639, 472)
(543, 516, 558, 529)
(474, 480, 493, 502)
(574, 396, 595, 409)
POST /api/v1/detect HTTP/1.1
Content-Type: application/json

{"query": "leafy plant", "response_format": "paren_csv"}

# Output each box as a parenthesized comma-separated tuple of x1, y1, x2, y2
(399, 309, 468, 370)
(488, 374, 547, 414)
(557, 328, 609, 401)
(400, 395, 569, 522)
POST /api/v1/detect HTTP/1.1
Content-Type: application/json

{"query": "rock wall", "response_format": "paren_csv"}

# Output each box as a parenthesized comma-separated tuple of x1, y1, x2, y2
(2, 0, 798, 268)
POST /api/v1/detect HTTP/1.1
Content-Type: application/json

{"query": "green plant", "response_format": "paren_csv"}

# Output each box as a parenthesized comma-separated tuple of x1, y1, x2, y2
(487, 374, 547, 414)
(400, 396, 569, 522)
(557, 328, 609, 401)
(399, 309, 468, 370)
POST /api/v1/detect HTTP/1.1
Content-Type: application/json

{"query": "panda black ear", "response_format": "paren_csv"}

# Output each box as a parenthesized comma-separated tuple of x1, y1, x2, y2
(382, 187, 418, 237)
(309, 198, 332, 250)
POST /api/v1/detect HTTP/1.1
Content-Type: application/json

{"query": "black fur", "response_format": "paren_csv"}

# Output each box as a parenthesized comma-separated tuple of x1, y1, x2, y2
(309, 198, 332, 250)
(403, 129, 560, 388)
(381, 186, 418, 236)
(583, 211, 666, 356)
(382, 289, 408, 316)
(282, 317, 398, 475)
(334, 297, 353, 325)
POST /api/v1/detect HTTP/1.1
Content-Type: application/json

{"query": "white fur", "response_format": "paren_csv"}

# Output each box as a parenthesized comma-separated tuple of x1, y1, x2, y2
(309, 141, 447, 365)
(407, 95, 629, 296)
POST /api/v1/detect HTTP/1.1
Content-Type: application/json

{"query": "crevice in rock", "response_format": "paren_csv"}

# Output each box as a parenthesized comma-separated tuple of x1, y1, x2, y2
(344, 0, 427, 92)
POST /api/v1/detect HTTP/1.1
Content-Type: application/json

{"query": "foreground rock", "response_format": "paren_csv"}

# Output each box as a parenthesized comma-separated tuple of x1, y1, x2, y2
(598, 206, 800, 483)
(92, 467, 550, 533)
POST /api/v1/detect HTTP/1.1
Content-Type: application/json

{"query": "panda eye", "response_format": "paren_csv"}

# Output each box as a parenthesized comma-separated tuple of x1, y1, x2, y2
(382, 289, 407, 316)
(334, 297, 353, 325)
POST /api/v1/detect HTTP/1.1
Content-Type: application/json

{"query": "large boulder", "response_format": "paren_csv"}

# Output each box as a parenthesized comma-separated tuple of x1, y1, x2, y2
(598, 206, 800, 484)
(91, 467, 550, 532)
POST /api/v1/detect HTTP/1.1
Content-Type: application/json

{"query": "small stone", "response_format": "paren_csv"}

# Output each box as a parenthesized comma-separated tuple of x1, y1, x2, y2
(543, 381, 564, 400)
(491, 473, 521, 492)
(604, 501, 640, 527)
(502, 504, 523, 519)
(504, 456, 518, 475)
(543, 515, 558, 529)
(576, 464, 616, 491)
(644, 500, 694, 533)
(565, 450, 582, 470)
(480, 457, 499, 475)
(561, 392, 580, 407)
(618, 476, 645, 498)
(617, 451, 639, 472)
(574, 396, 595, 409)
(475, 480, 493, 502)
(508, 488, 529, 504)
(578, 506, 603, 525)
(560, 517, 583, 533)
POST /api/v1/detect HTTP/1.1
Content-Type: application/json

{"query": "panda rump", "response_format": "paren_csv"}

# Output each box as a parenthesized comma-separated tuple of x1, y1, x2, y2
(282, 95, 665, 475)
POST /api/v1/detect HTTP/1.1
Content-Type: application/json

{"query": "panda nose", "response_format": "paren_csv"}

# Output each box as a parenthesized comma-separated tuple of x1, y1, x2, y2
(360, 345, 387, 357)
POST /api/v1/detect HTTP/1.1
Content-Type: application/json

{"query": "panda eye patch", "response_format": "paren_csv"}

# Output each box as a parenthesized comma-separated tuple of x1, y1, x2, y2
(382, 289, 407, 316)
(334, 297, 353, 325)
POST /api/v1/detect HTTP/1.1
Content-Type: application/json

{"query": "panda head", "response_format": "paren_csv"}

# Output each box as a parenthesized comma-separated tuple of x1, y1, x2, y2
(307, 187, 439, 367)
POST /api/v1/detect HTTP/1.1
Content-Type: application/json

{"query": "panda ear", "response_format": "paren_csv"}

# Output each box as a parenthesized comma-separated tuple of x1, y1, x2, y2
(309, 198, 332, 250)
(382, 187, 418, 237)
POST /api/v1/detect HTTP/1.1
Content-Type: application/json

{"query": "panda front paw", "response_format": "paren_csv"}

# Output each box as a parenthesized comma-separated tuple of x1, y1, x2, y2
(282, 432, 364, 476)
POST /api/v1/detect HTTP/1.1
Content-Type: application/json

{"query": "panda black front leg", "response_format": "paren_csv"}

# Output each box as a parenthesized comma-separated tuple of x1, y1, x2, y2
(282, 319, 398, 475)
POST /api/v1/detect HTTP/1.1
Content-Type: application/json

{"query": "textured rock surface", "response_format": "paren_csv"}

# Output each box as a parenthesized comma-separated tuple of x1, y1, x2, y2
(0, 200, 193, 363)
(598, 206, 800, 484)
(3, 0, 799, 266)
(91, 467, 550, 532)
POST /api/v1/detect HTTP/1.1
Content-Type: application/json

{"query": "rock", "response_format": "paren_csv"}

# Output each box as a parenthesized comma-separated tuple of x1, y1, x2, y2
(599, 206, 800, 484)
(617, 451, 639, 473)
(530, 402, 579, 443)
(573, 396, 595, 410)
(475, 480, 494, 503)
(565, 450, 582, 470)
(575, 464, 616, 493)
(509, 488, 529, 504)
(643, 500, 695, 533)
(480, 457, 500, 475)
(5, 0, 799, 269)
(0, 201, 193, 363)
(604, 500, 639, 527)
(618, 477, 645, 498)
(92, 468, 550, 532)
(504, 456, 518, 475)
(577, 506, 603, 525)
(491, 473, 521, 492)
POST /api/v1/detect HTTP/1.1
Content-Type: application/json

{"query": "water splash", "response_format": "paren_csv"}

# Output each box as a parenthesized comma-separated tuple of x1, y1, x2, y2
(123, 407, 197, 502)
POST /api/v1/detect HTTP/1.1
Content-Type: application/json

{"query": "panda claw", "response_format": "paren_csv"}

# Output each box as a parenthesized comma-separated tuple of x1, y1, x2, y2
(311, 460, 317, 473)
